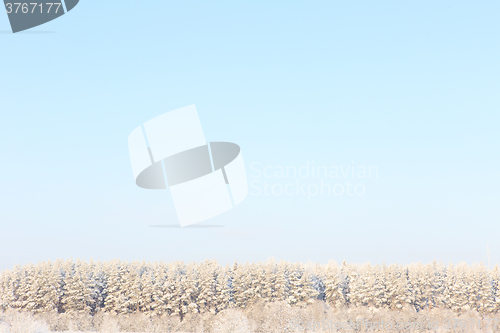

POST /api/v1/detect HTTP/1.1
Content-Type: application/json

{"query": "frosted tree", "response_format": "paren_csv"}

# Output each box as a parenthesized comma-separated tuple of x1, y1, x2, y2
(215, 264, 232, 313)
(0, 269, 9, 310)
(406, 263, 429, 311)
(309, 263, 326, 302)
(429, 261, 447, 310)
(8, 265, 24, 310)
(60, 259, 93, 315)
(36, 260, 63, 313)
(160, 265, 175, 315)
(139, 269, 155, 314)
(289, 264, 317, 306)
(470, 264, 495, 314)
(419, 264, 436, 310)
(162, 262, 180, 316)
(18, 262, 51, 313)
(347, 263, 378, 308)
(448, 264, 471, 314)
(372, 264, 390, 308)
(86, 259, 106, 314)
(324, 261, 344, 308)
(385, 264, 406, 310)
(250, 264, 266, 303)
(408, 263, 422, 311)
(274, 261, 290, 303)
(439, 264, 455, 311)
(164, 261, 187, 319)
(0, 267, 20, 311)
(230, 262, 248, 308)
(259, 261, 276, 303)
(245, 263, 262, 306)
(118, 261, 142, 313)
(337, 261, 351, 307)
(286, 264, 301, 306)
(491, 265, 500, 313)
(151, 263, 168, 315)
(399, 267, 416, 311)
(343, 265, 361, 307)
(102, 260, 125, 313)
(181, 263, 200, 314)
(196, 260, 219, 314)
(23, 263, 44, 313)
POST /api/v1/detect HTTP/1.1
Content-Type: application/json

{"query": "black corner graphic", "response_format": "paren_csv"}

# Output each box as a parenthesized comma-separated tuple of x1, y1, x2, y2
(63, 0, 78, 12)
(4, 0, 79, 33)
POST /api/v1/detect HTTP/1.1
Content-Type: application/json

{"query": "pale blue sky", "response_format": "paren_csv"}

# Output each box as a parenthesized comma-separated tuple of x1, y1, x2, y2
(1, 0, 499, 271)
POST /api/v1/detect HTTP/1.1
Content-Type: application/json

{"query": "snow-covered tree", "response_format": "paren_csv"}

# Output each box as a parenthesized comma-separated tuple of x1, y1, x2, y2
(1, 259, 500, 316)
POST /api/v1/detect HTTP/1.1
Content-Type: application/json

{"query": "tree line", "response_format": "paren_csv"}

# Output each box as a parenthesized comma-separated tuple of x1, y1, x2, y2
(1, 259, 499, 318)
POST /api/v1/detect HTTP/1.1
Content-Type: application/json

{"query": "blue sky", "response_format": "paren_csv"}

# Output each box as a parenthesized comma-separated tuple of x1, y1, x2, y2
(0, 0, 499, 271)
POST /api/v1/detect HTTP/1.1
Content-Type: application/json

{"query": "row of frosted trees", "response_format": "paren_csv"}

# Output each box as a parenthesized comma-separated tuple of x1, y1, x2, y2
(0, 259, 499, 318)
